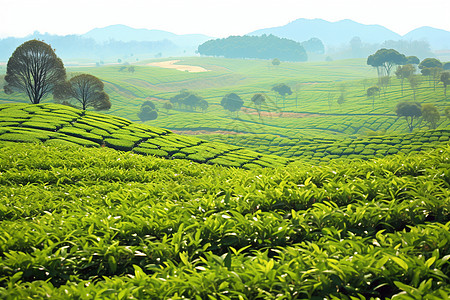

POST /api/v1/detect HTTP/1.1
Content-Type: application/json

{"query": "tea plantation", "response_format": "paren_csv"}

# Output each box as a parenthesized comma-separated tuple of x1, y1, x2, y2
(0, 140, 449, 299)
(0, 56, 449, 298)
(0, 103, 289, 169)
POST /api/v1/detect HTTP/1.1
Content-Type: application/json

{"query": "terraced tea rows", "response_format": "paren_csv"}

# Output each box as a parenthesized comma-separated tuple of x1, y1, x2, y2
(199, 129, 450, 162)
(0, 143, 449, 298)
(0, 103, 289, 168)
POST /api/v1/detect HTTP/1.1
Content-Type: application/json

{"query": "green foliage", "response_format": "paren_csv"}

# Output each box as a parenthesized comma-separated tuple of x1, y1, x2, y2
(367, 48, 407, 78)
(221, 93, 244, 114)
(0, 143, 449, 298)
(0, 103, 290, 168)
(396, 102, 422, 132)
(422, 104, 440, 129)
(138, 101, 158, 122)
(4, 40, 66, 104)
(198, 34, 308, 61)
(54, 74, 111, 111)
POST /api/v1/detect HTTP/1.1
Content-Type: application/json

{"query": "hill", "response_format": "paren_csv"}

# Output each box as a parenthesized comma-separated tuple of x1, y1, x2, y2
(248, 18, 402, 47)
(83, 24, 212, 49)
(0, 26, 213, 62)
(0, 103, 289, 168)
(403, 26, 450, 50)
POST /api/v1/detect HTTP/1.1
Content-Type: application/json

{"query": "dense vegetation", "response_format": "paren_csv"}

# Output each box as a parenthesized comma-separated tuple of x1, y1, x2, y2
(1, 53, 449, 298)
(0, 142, 448, 299)
(198, 35, 308, 61)
(0, 103, 288, 168)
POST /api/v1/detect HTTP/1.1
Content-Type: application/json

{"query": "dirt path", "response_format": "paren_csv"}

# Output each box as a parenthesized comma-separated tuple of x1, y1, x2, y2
(146, 60, 209, 73)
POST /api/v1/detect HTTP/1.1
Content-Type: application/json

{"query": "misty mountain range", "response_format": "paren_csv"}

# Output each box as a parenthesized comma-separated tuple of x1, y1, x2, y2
(249, 19, 450, 50)
(0, 18, 449, 62)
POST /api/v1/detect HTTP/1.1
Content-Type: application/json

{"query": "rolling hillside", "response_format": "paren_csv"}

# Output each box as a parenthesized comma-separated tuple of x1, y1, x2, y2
(0, 103, 289, 169)
(0, 137, 449, 298)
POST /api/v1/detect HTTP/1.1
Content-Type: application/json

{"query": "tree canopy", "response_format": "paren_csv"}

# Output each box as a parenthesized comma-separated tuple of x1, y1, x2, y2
(251, 93, 267, 119)
(366, 86, 380, 109)
(198, 34, 307, 62)
(418, 58, 442, 71)
(54, 74, 110, 110)
(421, 104, 440, 129)
(440, 71, 450, 96)
(395, 64, 416, 95)
(221, 93, 244, 115)
(4, 39, 66, 104)
(395, 102, 422, 132)
(367, 48, 407, 78)
(301, 38, 325, 54)
(138, 101, 158, 122)
(169, 90, 206, 111)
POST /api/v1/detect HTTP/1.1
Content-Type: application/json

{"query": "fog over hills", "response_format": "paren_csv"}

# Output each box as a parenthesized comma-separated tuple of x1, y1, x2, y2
(402, 26, 450, 50)
(83, 24, 212, 49)
(249, 19, 401, 47)
(0, 19, 449, 62)
(248, 18, 450, 51)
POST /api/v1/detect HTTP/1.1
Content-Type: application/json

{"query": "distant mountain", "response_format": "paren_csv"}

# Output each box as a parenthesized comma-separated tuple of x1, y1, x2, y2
(248, 18, 450, 51)
(0, 25, 214, 61)
(248, 18, 402, 47)
(83, 25, 212, 50)
(403, 26, 450, 50)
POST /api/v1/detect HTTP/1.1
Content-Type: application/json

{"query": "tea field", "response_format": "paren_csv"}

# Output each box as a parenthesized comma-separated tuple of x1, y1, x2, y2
(0, 56, 450, 298)
(0, 140, 449, 299)
(0, 103, 289, 169)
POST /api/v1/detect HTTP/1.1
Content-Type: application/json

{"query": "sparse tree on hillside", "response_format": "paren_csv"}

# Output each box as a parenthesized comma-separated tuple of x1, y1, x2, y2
(182, 94, 204, 111)
(251, 93, 267, 119)
(421, 104, 440, 129)
(163, 102, 173, 113)
(408, 75, 422, 101)
(271, 83, 292, 108)
(337, 84, 346, 107)
(444, 62, 450, 70)
(128, 66, 135, 74)
(170, 90, 190, 108)
(395, 102, 422, 132)
(198, 99, 209, 113)
(366, 86, 380, 109)
(4, 40, 66, 104)
(272, 58, 280, 66)
(440, 71, 450, 97)
(367, 48, 407, 81)
(221, 93, 244, 117)
(54, 74, 111, 110)
(419, 58, 442, 90)
(138, 100, 157, 122)
(395, 64, 415, 96)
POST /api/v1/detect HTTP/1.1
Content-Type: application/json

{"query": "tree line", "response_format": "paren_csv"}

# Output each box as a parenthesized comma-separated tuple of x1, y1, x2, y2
(365, 48, 450, 132)
(197, 34, 308, 62)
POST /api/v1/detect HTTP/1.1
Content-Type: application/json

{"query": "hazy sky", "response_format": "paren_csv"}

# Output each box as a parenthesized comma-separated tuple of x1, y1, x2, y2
(1, 0, 449, 38)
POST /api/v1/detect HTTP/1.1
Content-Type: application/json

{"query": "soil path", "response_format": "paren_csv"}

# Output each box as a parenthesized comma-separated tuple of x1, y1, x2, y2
(146, 60, 209, 73)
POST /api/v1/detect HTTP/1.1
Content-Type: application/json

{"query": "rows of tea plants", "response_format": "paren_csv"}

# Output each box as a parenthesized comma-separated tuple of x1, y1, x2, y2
(199, 128, 450, 163)
(0, 142, 449, 299)
(0, 103, 289, 168)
